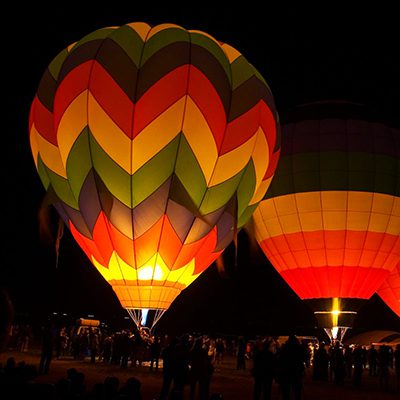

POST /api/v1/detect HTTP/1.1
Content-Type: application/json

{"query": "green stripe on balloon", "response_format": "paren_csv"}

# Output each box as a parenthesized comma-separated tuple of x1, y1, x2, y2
(69, 27, 116, 53)
(141, 27, 190, 65)
(236, 159, 256, 217)
(199, 171, 245, 215)
(175, 134, 207, 209)
(66, 127, 93, 201)
(108, 25, 146, 68)
(266, 152, 399, 198)
(131, 135, 181, 207)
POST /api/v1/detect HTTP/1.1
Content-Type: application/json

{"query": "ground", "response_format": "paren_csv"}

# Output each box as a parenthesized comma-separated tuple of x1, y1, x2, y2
(1, 349, 399, 399)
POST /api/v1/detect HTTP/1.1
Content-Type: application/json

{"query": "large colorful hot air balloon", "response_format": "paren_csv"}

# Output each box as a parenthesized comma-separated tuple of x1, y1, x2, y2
(252, 101, 400, 341)
(377, 263, 400, 318)
(29, 22, 280, 328)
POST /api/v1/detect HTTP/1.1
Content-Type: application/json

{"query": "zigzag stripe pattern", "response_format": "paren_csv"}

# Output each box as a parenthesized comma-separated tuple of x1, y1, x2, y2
(29, 22, 280, 310)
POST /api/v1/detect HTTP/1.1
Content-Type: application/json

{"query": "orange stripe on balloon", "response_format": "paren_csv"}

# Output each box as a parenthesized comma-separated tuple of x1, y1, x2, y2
(158, 215, 184, 269)
(260, 230, 400, 271)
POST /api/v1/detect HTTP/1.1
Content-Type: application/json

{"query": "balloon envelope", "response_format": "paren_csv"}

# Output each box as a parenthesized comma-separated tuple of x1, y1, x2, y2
(377, 263, 400, 317)
(252, 101, 400, 338)
(29, 22, 280, 314)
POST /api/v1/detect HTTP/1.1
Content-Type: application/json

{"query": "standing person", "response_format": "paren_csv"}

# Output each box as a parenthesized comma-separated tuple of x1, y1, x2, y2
(89, 328, 100, 364)
(277, 335, 307, 400)
(352, 345, 364, 386)
(368, 345, 378, 376)
(159, 336, 177, 400)
(39, 321, 55, 375)
(215, 338, 225, 366)
(171, 334, 191, 399)
(251, 338, 276, 400)
(149, 335, 161, 372)
(189, 337, 214, 400)
(394, 344, 400, 392)
(312, 343, 329, 381)
(237, 336, 247, 370)
(278, 335, 307, 400)
(378, 344, 391, 391)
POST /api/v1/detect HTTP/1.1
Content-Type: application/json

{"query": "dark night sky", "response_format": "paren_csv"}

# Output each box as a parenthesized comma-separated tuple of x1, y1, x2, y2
(2, 3, 400, 337)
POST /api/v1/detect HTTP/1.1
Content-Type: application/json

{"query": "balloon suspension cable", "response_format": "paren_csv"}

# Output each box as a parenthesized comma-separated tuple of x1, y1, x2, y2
(126, 308, 166, 332)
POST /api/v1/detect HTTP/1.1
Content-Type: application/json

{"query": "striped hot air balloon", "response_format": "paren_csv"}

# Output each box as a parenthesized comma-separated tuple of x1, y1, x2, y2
(377, 263, 400, 318)
(252, 101, 400, 341)
(29, 22, 280, 328)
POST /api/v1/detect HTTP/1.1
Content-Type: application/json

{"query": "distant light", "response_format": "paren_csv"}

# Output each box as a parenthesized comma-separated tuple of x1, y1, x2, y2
(52, 312, 58, 315)
(62, 313, 68, 316)
(88, 314, 95, 318)
(124, 317, 130, 320)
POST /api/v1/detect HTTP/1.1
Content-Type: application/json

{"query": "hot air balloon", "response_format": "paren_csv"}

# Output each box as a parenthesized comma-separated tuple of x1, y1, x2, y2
(377, 263, 400, 318)
(252, 101, 400, 341)
(29, 22, 280, 329)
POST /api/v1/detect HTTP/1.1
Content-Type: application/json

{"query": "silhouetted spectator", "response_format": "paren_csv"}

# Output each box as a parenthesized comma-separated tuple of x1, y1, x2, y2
(159, 336, 177, 399)
(39, 321, 55, 375)
(276, 335, 307, 400)
(331, 343, 346, 385)
(189, 337, 214, 400)
(312, 343, 329, 381)
(343, 345, 353, 379)
(378, 344, 391, 391)
(352, 345, 364, 386)
(251, 338, 276, 400)
(119, 376, 142, 399)
(394, 344, 400, 392)
(150, 335, 161, 372)
(368, 345, 378, 376)
(171, 334, 191, 399)
(236, 336, 246, 370)
(104, 376, 119, 399)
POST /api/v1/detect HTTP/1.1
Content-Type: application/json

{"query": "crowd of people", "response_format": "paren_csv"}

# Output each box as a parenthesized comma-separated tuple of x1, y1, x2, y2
(1, 322, 400, 399)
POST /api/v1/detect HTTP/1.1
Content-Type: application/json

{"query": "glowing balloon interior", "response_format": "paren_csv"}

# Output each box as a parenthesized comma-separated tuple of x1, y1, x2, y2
(377, 263, 400, 318)
(29, 22, 280, 329)
(252, 102, 400, 340)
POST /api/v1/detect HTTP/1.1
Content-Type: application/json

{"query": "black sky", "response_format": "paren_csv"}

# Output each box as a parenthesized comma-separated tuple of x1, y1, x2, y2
(3, 4, 400, 336)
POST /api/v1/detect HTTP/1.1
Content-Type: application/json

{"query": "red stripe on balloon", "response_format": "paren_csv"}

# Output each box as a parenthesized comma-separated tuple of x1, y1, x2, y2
(220, 104, 261, 155)
(30, 96, 56, 145)
(53, 61, 93, 131)
(187, 66, 227, 151)
(133, 65, 190, 138)
(89, 61, 135, 137)
(280, 266, 390, 299)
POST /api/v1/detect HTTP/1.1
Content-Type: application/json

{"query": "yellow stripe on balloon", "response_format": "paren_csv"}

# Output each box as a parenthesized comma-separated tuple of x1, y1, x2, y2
(182, 96, 218, 183)
(220, 43, 242, 63)
(31, 123, 67, 178)
(132, 96, 187, 174)
(249, 126, 270, 201)
(57, 91, 89, 170)
(125, 22, 152, 41)
(92, 250, 199, 288)
(249, 176, 273, 206)
(147, 23, 186, 40)
(255, 191, 400, 239)
(88, 92, 132, 173)
(210, 133, 258, 186)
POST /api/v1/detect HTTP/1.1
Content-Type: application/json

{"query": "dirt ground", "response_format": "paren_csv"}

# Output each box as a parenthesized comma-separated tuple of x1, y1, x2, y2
(1, 349, 399, 400)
